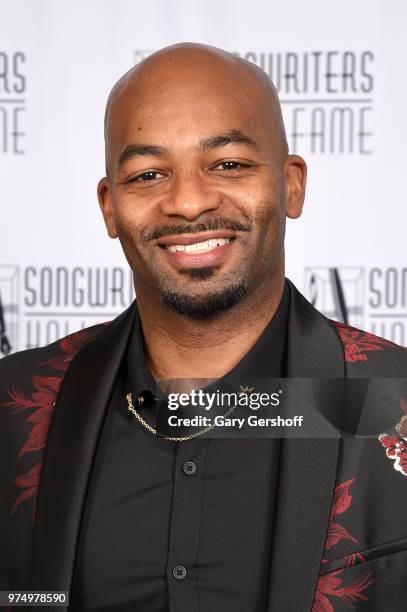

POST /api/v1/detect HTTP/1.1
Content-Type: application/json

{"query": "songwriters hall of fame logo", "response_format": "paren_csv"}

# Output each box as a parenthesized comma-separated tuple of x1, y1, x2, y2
(304, 267, 364, 328)
(0, 264, 135, 359)
(134, 48, 374, 156)
(0, 51, 27, 155)
(305, 267, 407, 346)
(0, 266, 19, 357)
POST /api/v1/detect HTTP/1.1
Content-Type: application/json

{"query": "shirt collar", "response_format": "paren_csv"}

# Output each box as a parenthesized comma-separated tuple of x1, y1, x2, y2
(125, 279, 290, 398)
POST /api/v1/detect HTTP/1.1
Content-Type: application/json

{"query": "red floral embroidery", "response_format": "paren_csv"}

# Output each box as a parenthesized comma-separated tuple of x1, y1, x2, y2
(324, 479, 358, 554)
(41, 330, 91, 371)
(378, 396, 407, 477)
(332, 321, 396, 363)
(313, 570, 373, 612)
(343, 552, 365, 567)
(7, 376, 61, 457)
(379, 432, 407, 476)
(313, 479, 373, 611)
(5, 329, 91, 520)
(11, 463, 41, 520)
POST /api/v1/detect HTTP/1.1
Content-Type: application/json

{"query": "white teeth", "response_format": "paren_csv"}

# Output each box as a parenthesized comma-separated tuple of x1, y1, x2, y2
(196, 241, 209, 251)
(167, 238, 231, 253)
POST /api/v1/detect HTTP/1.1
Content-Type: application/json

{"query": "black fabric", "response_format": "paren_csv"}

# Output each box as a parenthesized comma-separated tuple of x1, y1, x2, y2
(3, 279, 407, 611)
(69, 283, 290, 612)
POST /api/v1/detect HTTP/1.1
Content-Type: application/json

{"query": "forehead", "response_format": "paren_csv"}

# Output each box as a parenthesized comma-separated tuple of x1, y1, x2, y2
(107, 65, 274, 153)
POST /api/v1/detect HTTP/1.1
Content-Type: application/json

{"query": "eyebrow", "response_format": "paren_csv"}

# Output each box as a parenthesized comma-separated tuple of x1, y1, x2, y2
(118, 143, 170, 167)
(198, 129, 259, 151)
(117, 129, 258, 168)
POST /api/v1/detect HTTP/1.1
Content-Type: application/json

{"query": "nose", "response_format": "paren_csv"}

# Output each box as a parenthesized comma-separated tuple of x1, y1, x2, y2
(158, 169, 221, 221)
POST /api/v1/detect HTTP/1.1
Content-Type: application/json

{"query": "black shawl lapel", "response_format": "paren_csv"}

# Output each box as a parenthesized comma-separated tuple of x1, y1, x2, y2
(29, 280, 344, 610)
(266, 279, 344, 611)
(30, 302, 137, 607)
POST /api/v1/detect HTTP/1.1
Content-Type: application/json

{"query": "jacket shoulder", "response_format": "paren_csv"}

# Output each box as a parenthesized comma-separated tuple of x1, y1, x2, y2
(0, 321, 109, 555)
(0, 322, 108, 394)
(328, 319, 407, 373)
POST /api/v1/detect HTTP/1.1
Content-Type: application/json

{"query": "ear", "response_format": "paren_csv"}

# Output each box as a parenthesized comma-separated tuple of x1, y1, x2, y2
(97, 177, 118, 238)
(283, 154, 307, 219)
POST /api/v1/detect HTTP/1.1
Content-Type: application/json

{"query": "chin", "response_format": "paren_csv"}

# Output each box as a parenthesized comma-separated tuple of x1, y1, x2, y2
(160, 280, 248, 319)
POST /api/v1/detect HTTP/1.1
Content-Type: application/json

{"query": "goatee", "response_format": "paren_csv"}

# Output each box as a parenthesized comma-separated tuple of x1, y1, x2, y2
(161, 280, 247, 318)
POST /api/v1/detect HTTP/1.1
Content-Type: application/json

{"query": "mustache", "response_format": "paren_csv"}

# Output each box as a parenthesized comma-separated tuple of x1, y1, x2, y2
(145, 218, 252, 242)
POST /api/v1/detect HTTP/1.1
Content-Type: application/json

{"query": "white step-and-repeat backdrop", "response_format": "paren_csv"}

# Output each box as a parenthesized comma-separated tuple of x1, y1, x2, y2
(1, 0, 406, 357)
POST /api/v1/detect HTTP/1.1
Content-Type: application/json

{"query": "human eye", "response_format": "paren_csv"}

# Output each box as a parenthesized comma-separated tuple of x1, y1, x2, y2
(210, 160, 255, 176)
(213, 160, 249, 171)
(129, 170, 166, 183)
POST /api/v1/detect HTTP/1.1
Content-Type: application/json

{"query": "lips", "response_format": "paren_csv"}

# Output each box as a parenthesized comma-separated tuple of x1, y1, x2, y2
(157, 229, 236, 248)
(166, 237, 231, 253)
(158, 232, 236, 269)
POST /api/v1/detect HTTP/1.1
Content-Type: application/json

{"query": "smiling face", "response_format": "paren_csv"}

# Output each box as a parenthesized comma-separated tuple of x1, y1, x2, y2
(98, 44, 306, 318)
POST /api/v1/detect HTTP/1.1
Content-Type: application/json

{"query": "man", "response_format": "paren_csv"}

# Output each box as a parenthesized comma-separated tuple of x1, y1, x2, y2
(1, 43, 407, 612)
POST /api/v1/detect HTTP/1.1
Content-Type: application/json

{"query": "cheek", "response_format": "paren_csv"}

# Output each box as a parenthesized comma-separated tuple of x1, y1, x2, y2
(249, 194, 283, 234)
(248, 192, 285, 258)
(254, 177, 285, 230)
(112, 195, 148, 238)
(234, 174, 282, 219)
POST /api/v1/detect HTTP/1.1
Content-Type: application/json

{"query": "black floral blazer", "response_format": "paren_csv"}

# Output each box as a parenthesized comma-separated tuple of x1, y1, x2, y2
(0, 278, 407, 611)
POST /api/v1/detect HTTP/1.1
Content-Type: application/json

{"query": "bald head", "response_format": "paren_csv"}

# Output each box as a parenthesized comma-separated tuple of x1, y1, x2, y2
(97, 42, 307, 322)
(103, 42, 288, 177)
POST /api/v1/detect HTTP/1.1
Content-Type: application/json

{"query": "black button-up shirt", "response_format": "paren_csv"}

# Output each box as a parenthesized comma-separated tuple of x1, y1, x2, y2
(70, 282, 290, 612)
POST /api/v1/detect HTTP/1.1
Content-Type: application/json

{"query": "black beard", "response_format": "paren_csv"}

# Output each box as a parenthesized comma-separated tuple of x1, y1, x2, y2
(161, 280, 247, 318)
(178, 267, 215, 280)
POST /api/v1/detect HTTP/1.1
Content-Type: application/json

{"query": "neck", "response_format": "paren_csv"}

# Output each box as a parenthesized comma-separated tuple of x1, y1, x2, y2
(135, 273, 286, 381)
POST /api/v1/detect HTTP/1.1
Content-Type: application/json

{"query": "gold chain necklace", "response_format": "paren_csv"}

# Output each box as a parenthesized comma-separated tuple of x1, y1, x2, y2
(126, 391, 236, 442)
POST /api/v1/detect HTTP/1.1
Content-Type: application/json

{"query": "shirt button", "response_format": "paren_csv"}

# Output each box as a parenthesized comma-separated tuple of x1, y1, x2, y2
(172, 565, 187, 580)
(182, 461, 197, 475)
